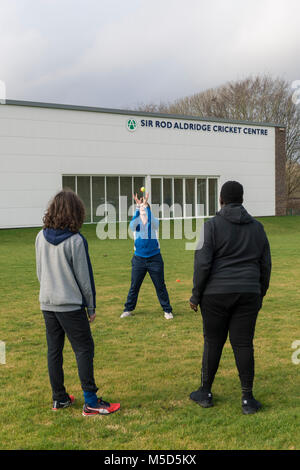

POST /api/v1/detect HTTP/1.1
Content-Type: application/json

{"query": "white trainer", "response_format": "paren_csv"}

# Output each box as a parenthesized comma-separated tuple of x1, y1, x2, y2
(164, 312, 173, 320)
(120, 311, 132, 318)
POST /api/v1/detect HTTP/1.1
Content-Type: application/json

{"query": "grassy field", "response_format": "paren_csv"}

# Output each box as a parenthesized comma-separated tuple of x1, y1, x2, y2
(0, 216, 299, 450)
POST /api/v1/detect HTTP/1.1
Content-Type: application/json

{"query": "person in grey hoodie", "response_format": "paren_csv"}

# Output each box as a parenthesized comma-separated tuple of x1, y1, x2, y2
(36, 190, 120, 416)
(189, 181, 271, 415)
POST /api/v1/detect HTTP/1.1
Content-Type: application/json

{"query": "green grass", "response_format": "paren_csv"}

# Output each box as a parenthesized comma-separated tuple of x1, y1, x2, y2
(0, 217, 299, 450)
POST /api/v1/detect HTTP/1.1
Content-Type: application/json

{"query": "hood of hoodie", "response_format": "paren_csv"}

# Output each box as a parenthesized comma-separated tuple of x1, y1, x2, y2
(43, 228, 77, 245)
(216, 204, 254, 225)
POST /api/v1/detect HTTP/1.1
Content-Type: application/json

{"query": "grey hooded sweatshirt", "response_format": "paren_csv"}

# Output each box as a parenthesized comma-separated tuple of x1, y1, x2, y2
(190, 203, 272, 305)
(35, 228, 96, 316)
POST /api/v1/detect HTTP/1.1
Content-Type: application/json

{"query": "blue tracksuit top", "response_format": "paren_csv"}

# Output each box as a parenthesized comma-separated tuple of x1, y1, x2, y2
(129, 207, 160, 258)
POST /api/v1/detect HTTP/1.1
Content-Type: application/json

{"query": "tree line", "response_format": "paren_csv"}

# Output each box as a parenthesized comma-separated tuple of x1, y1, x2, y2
(135, 75, 300, 199)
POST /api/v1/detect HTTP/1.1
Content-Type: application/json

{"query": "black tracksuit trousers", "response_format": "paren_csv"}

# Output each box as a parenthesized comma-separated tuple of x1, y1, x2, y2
(200, 293, 262, 393)
(43, 308, 98, 401)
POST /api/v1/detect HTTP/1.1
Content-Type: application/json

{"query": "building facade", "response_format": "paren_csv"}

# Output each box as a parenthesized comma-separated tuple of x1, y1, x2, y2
(0, 100, 286, 229)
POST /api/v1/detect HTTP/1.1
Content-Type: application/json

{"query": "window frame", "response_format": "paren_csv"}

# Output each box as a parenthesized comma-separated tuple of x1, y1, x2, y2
(62, 174, 219, 223)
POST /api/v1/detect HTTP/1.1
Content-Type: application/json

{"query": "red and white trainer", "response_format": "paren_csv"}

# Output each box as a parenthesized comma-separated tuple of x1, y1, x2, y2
(52, 394, 75, 411)
(82, 397, 120, 416)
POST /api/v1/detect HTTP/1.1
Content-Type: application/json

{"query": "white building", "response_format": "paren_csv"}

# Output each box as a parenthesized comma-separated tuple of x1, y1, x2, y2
(0, 100, 286, 229)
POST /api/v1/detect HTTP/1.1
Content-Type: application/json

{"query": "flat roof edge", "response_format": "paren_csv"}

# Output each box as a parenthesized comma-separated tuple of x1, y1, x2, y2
(3, 99, 285, 128)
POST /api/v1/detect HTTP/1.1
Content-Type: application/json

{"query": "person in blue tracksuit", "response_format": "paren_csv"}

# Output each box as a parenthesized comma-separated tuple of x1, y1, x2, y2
(121, 192, 173, 320)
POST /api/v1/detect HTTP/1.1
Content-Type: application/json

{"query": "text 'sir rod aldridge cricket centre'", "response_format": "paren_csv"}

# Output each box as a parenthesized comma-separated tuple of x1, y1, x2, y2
(0, 99, 286, 229)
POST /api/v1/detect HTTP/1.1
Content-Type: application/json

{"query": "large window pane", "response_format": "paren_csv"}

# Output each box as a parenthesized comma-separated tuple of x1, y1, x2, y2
(77, 176, 91, 222)
(174, 179, 183, 218)
(92, 176, 105, 222)
(185, 178, 195, 217)
(62, 175, 75, 192)
(66, 175, 217, 222)
(120, 176, 133, 221)
(106, 176, 119, 221)
(133, 177, 145, 197)
(151, 178, 162, 218)
(163, 178, 172, 218)
(209, 179, 218, 216)
(197, 179, 207, 216)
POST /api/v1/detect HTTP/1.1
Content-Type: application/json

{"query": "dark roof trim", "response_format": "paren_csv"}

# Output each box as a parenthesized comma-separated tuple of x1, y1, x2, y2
(4, 99, 285, 128)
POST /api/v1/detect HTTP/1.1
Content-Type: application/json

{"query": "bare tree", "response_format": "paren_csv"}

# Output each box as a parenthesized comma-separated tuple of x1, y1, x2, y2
(286, 161, 300, 197)
(136, 76, 300, 197)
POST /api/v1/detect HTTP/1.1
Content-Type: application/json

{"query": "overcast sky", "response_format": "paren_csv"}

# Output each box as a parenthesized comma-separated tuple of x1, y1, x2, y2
(0, 0, 299, 109)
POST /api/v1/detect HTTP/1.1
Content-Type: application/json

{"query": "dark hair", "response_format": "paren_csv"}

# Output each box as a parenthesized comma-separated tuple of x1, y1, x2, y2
(43, 190, 85, 232)
(220, 181, 244, 204)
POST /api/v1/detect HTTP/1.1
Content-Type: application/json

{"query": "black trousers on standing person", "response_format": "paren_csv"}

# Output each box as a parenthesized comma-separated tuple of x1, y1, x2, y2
(124, 253, 172, 313)
(43, 308, 98, 401)
(199, 293, 262, 394)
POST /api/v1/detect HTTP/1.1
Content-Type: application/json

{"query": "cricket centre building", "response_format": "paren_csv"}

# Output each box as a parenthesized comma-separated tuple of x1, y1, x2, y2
(0, 100, 286, 228)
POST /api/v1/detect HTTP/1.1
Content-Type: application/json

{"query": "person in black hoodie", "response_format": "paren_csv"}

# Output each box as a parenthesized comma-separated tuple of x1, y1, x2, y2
(189, 181, 271, 415)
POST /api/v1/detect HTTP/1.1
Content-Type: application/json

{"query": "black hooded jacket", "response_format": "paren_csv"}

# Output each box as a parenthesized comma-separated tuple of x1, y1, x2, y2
(190, 203, 272, 305)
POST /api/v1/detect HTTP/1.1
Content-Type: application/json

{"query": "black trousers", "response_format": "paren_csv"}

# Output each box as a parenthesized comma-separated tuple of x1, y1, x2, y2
(124, 253, 172, 313)
(43, 308, 98, 401)
(200, 293, 262, 393)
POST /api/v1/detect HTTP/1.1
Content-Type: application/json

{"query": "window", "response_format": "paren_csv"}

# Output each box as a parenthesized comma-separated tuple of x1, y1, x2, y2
(62, 175, 75, 192)
(92, 176, 105, 222)
(151, 178, 162, 218)
(120, 176, 133, 221)
(106, 176, 119, 221)
(197, 179, 206, 216)
(133, 177, 145, 196)
(62, 175, 218, 223)
(77, 176, 91, 222)
(209, 179, 218, 216)
(150, 176, 218, 219)
(163, 178, 172, 218)
(185, 178, 195, 217)
(174, 179, 183, 218)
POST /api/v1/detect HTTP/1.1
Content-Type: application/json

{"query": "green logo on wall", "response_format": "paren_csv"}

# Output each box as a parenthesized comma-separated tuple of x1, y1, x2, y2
(127, 119, 137, 132)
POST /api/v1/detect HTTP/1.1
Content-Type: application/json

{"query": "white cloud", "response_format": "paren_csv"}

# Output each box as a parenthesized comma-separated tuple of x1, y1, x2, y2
(0, 0, 299, 108)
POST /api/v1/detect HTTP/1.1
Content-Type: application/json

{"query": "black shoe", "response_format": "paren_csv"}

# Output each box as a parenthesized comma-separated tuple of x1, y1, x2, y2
(242, 397, 262, 415)
(52, 394, 75, 411)
(190, 389, 213, 408)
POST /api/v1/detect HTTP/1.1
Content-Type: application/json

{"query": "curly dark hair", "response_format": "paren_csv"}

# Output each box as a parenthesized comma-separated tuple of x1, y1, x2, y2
(43, 190, 85, 232)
